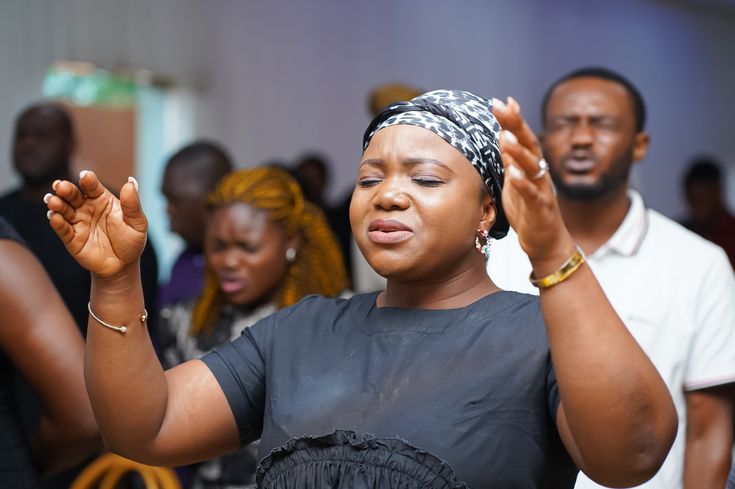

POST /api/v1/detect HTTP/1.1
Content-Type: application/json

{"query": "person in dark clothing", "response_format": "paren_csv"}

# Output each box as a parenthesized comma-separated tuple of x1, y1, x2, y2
(293, 153, 353, 281)
(46, 90, 677, 488)
(159, 141, 233, 309)
(680, 157, 735, 268)
(0, 102, 158, 488)
(0, 102, 159, 334)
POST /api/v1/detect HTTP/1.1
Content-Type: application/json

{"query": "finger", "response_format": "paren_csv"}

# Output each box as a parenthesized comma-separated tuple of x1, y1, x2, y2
(78, 170, 107, 200)
(48, 211, 76, 247)
(46, 194, 77, 223)
(119, 177, 148, 234)
(492, 97, 542, 159)
(501, 131, 552, 189)
(506, 168, 545, 204)
(53, 180, 87, 209)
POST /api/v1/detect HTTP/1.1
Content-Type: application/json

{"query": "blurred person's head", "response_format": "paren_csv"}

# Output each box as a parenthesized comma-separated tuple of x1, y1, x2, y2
(294, 153, 329, 207)
(368, 83, 422, 117)
(12, 103, 75, 186)
(161, 141, 233, 248)
(191, 167, 347, 333)
(540, 67, 650, 202)
(683, 157, 725, 223)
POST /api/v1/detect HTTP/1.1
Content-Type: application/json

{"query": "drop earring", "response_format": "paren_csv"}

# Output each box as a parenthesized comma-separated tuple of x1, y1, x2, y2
(475, 228, 491, 259)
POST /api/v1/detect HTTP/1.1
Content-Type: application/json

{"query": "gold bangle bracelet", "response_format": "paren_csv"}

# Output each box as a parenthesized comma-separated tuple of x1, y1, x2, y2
(88, 302, 148, 334)
(529, 247, 586, 289)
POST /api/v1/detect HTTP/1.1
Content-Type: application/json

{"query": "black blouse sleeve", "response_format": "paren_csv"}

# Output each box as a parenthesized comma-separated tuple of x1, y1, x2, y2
(200, 311, 278, 446)
(546, 356, 562, 424)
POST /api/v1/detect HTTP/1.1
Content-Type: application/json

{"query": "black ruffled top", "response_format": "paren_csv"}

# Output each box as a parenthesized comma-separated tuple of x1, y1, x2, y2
(258, 431, 469, 489)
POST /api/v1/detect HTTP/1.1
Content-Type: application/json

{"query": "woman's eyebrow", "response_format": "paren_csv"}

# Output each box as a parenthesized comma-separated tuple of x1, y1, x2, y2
(358, 158, 383, 168)
(403, 158, 454, 173)
(358, 157, 454, 173)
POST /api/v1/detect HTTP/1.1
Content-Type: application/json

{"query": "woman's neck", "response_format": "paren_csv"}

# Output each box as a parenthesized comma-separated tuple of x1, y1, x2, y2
(379, 264, 499, 309)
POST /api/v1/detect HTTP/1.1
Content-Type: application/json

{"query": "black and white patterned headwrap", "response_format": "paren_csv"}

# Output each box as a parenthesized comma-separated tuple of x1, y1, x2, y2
(362, 89, 508, 239)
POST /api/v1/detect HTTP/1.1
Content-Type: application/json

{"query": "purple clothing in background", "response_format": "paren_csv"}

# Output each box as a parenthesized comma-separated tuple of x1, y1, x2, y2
(159, 247, 206, 309)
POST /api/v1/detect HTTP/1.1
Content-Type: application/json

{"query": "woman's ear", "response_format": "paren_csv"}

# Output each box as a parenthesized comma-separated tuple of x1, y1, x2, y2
(286, 232, 302, 256)
(480, 192, 497, 232)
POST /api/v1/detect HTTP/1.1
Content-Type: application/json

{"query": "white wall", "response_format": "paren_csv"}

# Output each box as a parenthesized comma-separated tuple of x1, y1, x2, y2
(2, 0, 734, 219)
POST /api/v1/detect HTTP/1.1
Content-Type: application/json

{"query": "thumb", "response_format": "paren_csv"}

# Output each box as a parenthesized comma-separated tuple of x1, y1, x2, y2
(119, 176, 148, 233)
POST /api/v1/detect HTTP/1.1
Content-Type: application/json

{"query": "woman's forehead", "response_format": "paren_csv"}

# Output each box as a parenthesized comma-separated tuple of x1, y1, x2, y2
(364, 125, 471, 168)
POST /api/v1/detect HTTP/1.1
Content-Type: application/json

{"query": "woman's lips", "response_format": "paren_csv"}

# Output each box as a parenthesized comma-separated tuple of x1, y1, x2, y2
(220, 277, 245, 294)
(367, 219, 414, 244)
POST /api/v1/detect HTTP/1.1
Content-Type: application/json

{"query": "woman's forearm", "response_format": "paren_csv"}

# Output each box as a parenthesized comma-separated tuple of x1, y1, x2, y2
(86, 261, 168, 458)
(534, 250, 676, 484)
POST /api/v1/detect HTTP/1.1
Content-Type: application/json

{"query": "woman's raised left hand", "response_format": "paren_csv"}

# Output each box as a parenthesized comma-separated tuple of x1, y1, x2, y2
(492, 97, 575, 269)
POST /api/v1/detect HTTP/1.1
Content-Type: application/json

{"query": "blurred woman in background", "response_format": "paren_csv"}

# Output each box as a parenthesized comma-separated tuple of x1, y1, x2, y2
(158, 167, 348, 488)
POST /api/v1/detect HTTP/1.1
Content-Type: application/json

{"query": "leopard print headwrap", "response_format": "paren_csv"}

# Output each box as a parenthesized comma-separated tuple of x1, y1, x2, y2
(362, 89, 508, 239)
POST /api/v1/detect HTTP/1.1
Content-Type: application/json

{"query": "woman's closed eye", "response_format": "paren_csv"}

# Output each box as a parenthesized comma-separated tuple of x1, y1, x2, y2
(236, 241, 261, 253)
(412, 176, 444, 187)
(358, 177, 383, 188)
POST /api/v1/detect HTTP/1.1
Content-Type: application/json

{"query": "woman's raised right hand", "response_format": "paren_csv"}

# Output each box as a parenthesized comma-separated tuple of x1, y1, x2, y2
(45, 171, 148, 278)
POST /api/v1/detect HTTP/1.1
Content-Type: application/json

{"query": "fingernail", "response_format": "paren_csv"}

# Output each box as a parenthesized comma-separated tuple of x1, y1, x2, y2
(43, 193, 53, 204)
(46, 210, 53, 220)
(492, 97, 506, 110)
(508, 96, 518, 106)
(79, 170, 88, 180)
(128, 176, 139, 192)
(508, 165, 525, 180)
(52, 180, 60, 191)
(502, 131, 518, 144)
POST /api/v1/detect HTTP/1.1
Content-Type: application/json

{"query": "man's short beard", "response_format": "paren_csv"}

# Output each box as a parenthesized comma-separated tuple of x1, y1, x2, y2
(549, 149, 634, 202)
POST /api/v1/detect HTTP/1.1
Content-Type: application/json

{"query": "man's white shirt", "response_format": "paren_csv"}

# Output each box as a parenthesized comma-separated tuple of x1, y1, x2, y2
(487, 190, 735, 489)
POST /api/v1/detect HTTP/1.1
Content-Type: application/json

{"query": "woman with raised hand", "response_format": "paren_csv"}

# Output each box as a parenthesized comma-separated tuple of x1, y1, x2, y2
(158, 167, 347, 488)
(46, 90, 676, 489)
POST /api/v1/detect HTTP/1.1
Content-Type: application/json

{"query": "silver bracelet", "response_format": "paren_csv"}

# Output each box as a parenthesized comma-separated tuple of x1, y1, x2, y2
(87, 302, 148, 334)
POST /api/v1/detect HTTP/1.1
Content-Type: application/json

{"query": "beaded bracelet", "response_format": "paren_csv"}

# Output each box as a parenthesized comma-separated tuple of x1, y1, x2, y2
(88, 302, 148, 334)
(529, 247, 586, 289)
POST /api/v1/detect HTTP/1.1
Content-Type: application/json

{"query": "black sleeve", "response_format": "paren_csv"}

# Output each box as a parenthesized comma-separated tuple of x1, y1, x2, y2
(0, 216, 26, 245)
(546, 356, 562, 424)
(140, 238, 160, 334)
(200, 312, 278, 446)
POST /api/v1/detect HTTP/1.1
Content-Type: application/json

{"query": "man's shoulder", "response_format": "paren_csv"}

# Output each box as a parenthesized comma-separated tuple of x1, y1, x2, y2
(645, 208, 728, 259)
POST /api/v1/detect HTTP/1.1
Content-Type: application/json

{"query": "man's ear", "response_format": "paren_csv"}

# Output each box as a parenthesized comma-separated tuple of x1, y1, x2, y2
(633, 132, 650, 163)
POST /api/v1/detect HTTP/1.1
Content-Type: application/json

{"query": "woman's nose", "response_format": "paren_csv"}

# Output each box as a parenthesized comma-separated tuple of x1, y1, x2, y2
(222, 249, 240, 268)
(373, 179, 410, 211)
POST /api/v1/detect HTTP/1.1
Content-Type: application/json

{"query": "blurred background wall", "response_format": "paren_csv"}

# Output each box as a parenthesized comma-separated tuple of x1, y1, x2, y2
(1, 0, 734, 269)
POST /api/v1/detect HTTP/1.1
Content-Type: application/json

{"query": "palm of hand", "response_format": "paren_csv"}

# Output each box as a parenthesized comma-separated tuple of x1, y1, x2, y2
(67, 193, 146, 277)
(501, 182, 560, 259)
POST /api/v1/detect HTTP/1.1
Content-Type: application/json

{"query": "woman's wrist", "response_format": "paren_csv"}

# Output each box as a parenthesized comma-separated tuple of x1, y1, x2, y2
(527, 239, 579, 279)
(91, 262, 142, 295)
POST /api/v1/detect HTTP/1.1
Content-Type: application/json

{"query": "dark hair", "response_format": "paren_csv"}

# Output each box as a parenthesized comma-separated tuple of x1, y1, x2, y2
(684, 157, 723, 189)
(541, 67, 647, 132)
(18, 103, 74, 139)
(166, 140, 233, 188)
